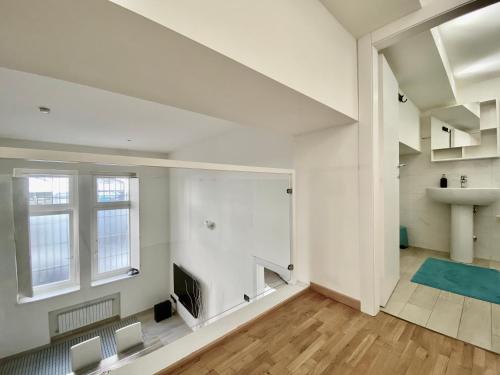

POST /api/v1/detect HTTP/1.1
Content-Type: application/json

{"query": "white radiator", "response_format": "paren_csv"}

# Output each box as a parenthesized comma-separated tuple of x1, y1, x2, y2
(57, 299, 114, 334)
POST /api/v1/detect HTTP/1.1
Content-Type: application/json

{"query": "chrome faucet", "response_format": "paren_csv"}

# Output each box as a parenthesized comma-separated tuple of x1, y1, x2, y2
(460, 175, 468, 188)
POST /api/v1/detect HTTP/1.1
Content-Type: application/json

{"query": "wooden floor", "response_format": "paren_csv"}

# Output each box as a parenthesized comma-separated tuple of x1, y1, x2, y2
(163, 290, 500, 375)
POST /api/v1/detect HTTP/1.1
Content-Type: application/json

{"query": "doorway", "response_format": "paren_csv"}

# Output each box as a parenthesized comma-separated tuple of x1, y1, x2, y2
(376, 3, 500, 353)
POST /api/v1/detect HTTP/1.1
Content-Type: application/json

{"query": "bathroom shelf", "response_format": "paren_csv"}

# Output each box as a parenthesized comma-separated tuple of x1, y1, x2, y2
(432, 154, 500, 162)
(431, 99, 500, 162)
(431, 147, 462, 161)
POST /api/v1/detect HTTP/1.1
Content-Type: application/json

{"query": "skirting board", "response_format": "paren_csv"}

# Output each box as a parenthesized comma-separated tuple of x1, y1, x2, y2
(310, 282, 361, 311)
(156, 287, 310, 375)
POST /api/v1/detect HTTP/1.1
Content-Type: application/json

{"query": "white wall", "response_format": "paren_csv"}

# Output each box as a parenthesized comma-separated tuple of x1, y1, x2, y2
(457, 76, 500, 104)
(169, 121, 362, 303)
(0, 159, 170, 358)
(167, 127, 293, 326)
(294, 125, 360, 300)
(400, 120, 500, 261)
(168, 128, 294, 169)
(109, 0, 358, 120)
(169, 169, 291, 327)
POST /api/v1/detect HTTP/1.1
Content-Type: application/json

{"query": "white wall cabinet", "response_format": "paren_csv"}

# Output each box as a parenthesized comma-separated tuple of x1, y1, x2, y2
(399, 97, 421, 154)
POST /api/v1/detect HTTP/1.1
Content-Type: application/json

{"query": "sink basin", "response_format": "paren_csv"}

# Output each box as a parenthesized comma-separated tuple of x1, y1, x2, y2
(426, 187, 500, 263)
(427, 187, 500, 206)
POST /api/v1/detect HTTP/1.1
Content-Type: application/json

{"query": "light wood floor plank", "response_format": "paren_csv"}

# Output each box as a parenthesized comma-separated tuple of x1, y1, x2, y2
(162, 290, 500, 375)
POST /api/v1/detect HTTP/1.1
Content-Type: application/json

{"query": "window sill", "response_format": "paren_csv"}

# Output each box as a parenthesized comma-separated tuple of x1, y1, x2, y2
(91, 272, 139, 287)
(17, 285, 80, 304)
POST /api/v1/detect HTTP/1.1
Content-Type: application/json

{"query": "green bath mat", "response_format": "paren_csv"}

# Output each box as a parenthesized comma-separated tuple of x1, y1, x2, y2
(411, 258, 500, 304)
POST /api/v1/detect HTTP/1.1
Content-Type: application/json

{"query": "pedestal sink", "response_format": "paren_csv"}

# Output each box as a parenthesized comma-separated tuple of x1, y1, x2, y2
(426, 188, 500, 263)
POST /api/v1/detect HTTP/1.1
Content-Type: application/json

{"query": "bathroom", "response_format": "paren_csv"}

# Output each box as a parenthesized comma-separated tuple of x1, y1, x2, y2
(378, 2, 500, 353)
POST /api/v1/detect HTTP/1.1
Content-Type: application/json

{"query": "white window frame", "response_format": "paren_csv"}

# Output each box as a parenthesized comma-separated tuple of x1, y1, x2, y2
(91, 175, 135, 281)
(14, 169, 80, 295)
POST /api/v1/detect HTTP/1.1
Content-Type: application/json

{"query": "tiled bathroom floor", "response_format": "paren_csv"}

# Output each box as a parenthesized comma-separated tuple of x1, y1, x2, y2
(382, 247, 500, 354)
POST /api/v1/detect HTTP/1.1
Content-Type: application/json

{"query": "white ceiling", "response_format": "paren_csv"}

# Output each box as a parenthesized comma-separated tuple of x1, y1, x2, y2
(436, 2, 500, 87)
(382, 31, 456, 110)
(0, 68, 240, 154)
(0, 0, 354, 138)
(382, 2, 500, 111)
(320, 0, 422, 38)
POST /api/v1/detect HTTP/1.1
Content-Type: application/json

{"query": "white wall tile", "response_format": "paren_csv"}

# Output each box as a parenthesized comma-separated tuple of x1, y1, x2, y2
(400, 136, 500, 259)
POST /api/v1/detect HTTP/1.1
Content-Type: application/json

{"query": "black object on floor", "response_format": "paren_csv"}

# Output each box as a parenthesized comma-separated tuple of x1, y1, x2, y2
(154, 300, 172, 322)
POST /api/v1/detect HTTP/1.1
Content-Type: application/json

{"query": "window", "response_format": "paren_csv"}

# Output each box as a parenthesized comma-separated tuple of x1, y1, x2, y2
(18, 171, 79, 294)
(93, 176, 138, 280)
(30, 213, 71, 286)
(12, 170, 139, 301)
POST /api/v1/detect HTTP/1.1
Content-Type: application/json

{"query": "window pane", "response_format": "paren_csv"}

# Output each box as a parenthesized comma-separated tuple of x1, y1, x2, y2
(30, 214, 71, 286)
(97, 208, 130, 273)
(29, 176, 70, 205)
(96, 177, 129, 202)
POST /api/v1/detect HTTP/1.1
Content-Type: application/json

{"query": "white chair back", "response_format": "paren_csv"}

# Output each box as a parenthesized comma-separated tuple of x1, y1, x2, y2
(115, 322, 144, 353)
(70, 336, 102, 372)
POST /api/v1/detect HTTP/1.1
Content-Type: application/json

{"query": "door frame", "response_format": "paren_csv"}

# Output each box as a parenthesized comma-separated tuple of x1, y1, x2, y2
(357, 0, 497, 315)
